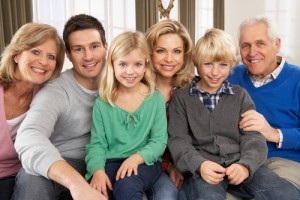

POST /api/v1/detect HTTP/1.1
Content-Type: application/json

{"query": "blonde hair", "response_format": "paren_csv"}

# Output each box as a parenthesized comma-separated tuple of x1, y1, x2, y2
(0, 23, 65, 89)
(145, 19, 193, 87)
(99, 31, 155, 106)
(193, 28, 238, 71)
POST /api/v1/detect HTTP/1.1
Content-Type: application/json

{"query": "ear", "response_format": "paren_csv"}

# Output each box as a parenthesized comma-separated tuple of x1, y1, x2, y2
(14, 54, 20, 63)
(275, 37, 281, 54)
(104, 42, 108, 51)
(66, 51, 71, 61)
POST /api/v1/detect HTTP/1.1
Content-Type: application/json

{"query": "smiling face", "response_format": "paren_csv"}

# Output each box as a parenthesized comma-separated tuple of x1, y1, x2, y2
(66, 28, 107, 89)
(197, 61, 231, 94)
(239, 22, 281, 78)
(151, 33, 184, 79)
(113, 49, 146, 91)
(14, 38, 57, 85)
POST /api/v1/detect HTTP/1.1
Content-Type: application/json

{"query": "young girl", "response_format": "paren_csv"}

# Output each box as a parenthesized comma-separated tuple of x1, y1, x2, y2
(85, 31, 168, 200)
(145, 19, 193, 199)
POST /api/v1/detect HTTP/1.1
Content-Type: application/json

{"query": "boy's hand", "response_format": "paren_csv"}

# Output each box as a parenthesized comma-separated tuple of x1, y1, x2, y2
(116, 154, 144, 180)
(199, 160, 226, 184)
(90, 169, 112, 199)
(226, 163, 249, 185)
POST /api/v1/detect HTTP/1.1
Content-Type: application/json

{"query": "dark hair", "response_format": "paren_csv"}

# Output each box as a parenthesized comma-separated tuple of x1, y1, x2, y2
(63, 14, 106, 52)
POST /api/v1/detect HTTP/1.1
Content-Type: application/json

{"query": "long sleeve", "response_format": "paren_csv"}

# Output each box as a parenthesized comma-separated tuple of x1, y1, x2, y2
(15, 85, 67, 178)
(229, 63, 300, 162)
(168, 89, 206, 174)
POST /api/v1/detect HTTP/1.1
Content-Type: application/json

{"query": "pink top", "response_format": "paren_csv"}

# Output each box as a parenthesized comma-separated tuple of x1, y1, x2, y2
(0, 85, 21, 178)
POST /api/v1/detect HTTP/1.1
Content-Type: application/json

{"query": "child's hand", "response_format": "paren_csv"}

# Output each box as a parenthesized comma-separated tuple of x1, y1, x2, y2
(116, 154, 144, 180)
(199, 160, 226, 184)
(90, 169, 113, 199)
(226, 163, 249, 185)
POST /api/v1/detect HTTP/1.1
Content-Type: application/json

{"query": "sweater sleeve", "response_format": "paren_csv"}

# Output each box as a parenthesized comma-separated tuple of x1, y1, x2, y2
(85, 98, 107, 180)
(236, 88, 268, 180)
(137, 93, 168, 165)
(15, 84, 68, 178)
(168, 90, 206, 175)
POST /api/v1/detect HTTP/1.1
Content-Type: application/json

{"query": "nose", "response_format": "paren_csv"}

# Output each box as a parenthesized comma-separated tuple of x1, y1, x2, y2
(39, 55, 48, 66)
(249, 45, 257, 56)
(164, 52, 173, 62)
(211, 64, 219, 76)
(84, 49, 92, 60)
(125, 65, 134, 74)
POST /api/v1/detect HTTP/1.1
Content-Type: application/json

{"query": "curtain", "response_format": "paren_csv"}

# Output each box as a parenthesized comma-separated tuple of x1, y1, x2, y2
(214, 0, 224, 29)
(0, 0, 32, 52)
(135, 0, 158, 33)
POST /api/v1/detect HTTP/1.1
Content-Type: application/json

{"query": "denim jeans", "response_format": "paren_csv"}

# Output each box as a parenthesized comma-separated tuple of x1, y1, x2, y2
(0, 176, 15, 200)
(105, 159, 161, 200)
(184, 165, 300, 200)
(11, 157, 86, 200)
(146, 171, 188, 200)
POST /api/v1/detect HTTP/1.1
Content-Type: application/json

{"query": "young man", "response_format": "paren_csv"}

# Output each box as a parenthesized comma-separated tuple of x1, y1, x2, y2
(228, 15, 300, 191)
(168, 28, 300, 199)
(12, 14, 107, 200)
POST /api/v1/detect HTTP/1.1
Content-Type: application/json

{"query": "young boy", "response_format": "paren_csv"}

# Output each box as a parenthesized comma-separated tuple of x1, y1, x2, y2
(168, 28, 300, 199)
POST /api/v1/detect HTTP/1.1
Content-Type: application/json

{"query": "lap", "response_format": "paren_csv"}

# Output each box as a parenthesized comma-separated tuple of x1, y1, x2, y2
(265, 157, 300, 190)
(12, 157, 86, 200)
(0, 176, 15, 200)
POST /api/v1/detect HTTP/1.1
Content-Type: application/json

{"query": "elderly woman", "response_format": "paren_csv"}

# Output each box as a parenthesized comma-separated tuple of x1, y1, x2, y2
(0, 22, 65, 200)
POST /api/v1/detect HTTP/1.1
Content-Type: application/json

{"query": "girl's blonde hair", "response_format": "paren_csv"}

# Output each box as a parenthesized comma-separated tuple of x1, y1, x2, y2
(0, 23, 65, 89)
(99, 31, 155, 106)
(193, 28, 238, 72)
(145, 19, 193, 87)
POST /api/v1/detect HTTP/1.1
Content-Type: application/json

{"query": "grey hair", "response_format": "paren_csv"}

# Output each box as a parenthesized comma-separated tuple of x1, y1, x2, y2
(238, 15, 279, 45)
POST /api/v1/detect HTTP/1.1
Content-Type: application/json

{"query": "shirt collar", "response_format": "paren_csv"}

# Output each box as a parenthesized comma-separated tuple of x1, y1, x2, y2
(189, 76, 235, 95)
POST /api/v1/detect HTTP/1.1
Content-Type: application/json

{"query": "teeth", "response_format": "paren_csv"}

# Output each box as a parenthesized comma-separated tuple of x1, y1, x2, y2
(126, 77, 134, 80)
(32, 67, 45, 73)
(250, 59, 261, 63)
(84, 63, 96, 68)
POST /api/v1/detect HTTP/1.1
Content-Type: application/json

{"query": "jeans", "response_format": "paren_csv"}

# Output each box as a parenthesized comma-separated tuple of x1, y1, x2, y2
(105, 159, 161, 200)
(0, 176, 15, 200)
(11, 157, 86, 200)
(184, 165, 300, 200)
(146, 172, 180, 200)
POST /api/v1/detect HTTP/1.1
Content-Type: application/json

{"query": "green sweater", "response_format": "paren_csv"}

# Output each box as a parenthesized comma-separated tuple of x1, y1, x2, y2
(86, 90, 167, 180)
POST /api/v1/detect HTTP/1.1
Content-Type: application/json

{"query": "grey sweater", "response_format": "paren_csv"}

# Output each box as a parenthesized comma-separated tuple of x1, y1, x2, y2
(15, 69, 98, 178)
(168, 84, 267, 179)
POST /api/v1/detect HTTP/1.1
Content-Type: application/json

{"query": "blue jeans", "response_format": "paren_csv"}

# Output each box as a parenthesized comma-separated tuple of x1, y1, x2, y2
(0, 176, 15, 200)
(11, 157, 85, 200)
(146, 172, 187, 200)
(105, 159, 161, 200)
(184, 165, 300, 200)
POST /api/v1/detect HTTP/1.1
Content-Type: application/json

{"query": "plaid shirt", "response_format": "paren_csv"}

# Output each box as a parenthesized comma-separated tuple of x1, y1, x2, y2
(189, 76, 235, 112)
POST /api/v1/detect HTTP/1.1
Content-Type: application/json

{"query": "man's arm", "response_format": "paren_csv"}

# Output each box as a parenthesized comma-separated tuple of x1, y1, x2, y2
(48, 160, 107, 200)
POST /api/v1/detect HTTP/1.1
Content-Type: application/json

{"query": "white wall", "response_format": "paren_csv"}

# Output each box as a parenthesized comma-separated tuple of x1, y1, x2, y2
(225, 0, 300, 66)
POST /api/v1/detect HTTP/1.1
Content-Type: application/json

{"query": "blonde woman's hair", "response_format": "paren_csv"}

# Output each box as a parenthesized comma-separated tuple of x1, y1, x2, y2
(193, 28, 238, 72)
(0, 23, 65, 89)
(99, 31, 155, 106)
(145, 19, 193, 87)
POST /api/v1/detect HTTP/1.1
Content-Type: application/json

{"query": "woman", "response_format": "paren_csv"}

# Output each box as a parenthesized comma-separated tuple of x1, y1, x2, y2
(145, 19, 193, 200)
(0, 22, 65, 200)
